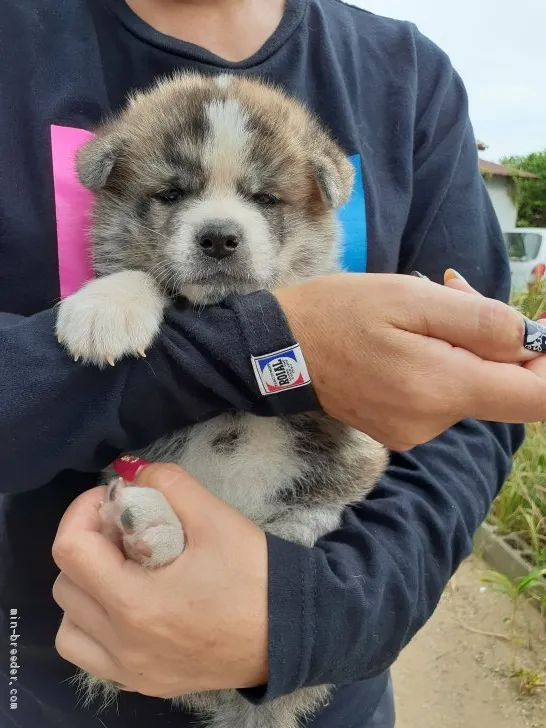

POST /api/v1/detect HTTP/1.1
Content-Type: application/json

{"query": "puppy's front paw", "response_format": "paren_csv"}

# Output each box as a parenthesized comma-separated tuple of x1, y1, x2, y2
(101, 478, 185, 569)
(56, 270, 166, 367)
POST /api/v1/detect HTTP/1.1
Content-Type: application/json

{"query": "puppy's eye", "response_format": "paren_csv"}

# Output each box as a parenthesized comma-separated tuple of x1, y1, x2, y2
(252, 192, 280, 206)
(154, 188, 183, 204)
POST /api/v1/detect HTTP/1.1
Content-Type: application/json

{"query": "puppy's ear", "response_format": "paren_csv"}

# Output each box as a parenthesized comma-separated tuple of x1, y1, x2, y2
(311, 136, 355, 210)
(76, 128, 124, 191)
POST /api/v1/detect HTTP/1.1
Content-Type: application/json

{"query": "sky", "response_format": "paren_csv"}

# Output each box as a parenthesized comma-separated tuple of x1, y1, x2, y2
(352, 0, 545, 162)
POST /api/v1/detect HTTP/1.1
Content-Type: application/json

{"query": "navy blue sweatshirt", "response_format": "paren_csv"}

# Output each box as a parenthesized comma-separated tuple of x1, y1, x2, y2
(0, 1, 523, 726)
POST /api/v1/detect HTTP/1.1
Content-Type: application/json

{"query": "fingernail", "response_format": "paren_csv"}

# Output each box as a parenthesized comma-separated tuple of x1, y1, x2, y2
(113, 455, 151, 482)
(523, 318, 546, 352)
(411, 271, 430, 280)
(444, 268, 468, 284)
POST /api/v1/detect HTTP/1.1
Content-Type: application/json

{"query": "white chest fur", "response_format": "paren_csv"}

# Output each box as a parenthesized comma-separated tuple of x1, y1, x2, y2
(151, 414, 305, 523)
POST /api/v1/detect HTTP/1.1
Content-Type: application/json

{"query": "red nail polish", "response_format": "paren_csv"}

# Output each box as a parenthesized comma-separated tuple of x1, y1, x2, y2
(113, 455, 151, 482)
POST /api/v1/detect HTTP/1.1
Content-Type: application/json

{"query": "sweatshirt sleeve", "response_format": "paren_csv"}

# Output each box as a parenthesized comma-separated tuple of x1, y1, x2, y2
(243, 29, 525, 701)
(0, 292, 319, 493)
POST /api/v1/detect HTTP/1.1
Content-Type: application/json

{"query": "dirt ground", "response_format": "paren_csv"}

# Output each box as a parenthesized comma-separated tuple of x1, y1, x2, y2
(392, 556, 546, 728)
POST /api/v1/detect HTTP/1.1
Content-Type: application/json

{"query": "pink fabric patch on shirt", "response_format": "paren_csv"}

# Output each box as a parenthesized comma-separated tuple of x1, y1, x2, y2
(50, 125, 96, 299)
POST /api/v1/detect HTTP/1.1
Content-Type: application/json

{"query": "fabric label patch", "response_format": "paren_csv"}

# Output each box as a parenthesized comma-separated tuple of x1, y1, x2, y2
(251, 345, 311, 396)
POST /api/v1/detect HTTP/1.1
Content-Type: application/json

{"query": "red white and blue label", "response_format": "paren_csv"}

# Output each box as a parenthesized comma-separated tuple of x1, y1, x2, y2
(251, 345, 311, 396)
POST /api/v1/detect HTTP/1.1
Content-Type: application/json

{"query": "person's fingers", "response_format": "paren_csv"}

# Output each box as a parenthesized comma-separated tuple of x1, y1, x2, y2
(395, 274, 536, 362)
(442, 269, 546, 364)
(133, 462, 235, 531)
(52, 573, 116, 648)
(523, 355, 546, 378)
(55, 616, 128, 686)
(389, 329, 545, 425)
(135, 462, 214, 503)
(454, 349, 546, 422)
(52, 487, 139, 609)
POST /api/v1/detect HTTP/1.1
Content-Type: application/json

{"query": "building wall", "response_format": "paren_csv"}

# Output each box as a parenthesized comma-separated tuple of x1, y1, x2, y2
(484, 176, 518, 231)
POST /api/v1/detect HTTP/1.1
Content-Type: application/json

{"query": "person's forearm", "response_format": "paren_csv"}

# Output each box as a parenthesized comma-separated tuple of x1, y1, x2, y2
(4, 275, 546, 495)
(0, 295, 318, 493)
(241, 418, 523, 702)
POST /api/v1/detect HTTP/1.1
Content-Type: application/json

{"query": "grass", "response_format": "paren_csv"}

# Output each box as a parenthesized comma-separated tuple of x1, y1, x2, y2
(511, 667, 546, 695)
(480, 568, 546, 657)
(492, 423, 546, 567)
(512, 281, 546, 320)
(489, 283, 546, 568)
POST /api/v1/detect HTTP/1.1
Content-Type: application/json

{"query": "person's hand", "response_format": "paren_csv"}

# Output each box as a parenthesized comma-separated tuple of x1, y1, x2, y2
(274, 272, 545, 451)
(52, 463, 268, 697)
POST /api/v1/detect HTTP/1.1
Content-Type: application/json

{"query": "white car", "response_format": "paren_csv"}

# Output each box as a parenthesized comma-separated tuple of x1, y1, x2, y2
(505, 228, 546, 293)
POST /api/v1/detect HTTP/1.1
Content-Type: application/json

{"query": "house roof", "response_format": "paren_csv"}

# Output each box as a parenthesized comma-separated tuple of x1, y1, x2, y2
(479, 159, 539, 179)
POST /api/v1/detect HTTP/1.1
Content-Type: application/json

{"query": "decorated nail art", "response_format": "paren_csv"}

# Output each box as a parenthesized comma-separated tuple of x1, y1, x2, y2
(523, 318, 546, 352)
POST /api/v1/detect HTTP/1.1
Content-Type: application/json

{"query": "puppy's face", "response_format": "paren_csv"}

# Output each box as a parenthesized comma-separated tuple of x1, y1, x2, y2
(79, 74, 354, 304)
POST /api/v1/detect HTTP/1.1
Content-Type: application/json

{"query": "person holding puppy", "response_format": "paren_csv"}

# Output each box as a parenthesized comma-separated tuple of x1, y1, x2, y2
(1, 1, 546, 727)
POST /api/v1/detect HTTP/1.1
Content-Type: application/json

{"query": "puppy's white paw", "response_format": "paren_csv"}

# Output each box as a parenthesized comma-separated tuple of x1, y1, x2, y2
(55, 270, 166, 367)
(101, 478, 185, 569)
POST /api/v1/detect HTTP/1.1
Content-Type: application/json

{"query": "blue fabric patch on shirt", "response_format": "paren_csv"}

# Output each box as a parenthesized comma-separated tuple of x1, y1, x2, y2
(337, 154, 367, 273)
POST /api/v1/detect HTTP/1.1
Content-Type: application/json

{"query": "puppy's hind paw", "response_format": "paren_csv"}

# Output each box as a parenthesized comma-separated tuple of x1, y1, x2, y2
(101, 477, 185, 569)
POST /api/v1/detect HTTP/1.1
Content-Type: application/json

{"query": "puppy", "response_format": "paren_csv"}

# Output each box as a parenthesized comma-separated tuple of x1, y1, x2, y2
(56, 72, 388, 728)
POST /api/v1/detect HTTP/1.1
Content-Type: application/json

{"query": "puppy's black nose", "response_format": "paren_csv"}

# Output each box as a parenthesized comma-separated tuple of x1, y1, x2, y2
(197, 222, 241, 260)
